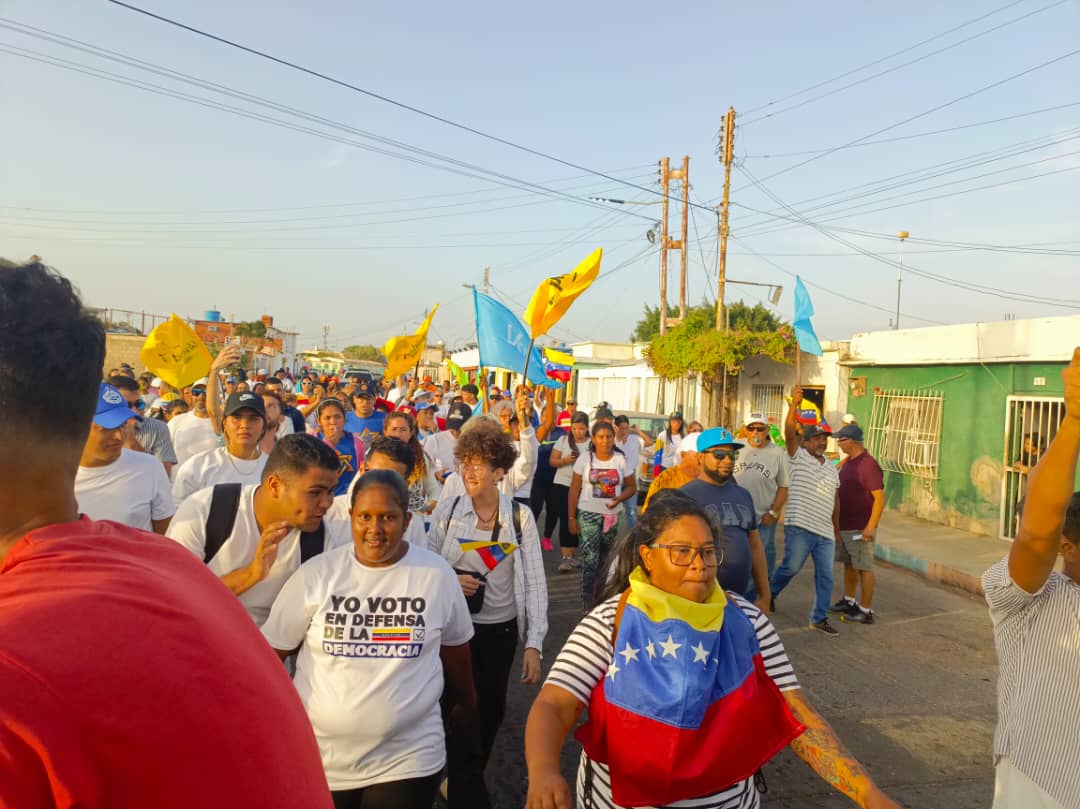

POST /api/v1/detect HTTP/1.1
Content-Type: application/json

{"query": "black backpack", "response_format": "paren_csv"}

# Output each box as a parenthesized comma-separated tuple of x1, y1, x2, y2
(202, 483, 326, 565)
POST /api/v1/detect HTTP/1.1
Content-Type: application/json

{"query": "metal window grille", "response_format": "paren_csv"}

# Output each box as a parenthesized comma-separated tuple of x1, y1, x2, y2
(866, 389, 943, 479)
(1000, 396, 1065, 540)
(751, 383, 785, 425)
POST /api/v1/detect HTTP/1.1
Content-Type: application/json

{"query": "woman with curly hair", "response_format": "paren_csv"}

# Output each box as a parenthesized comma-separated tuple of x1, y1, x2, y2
(383, 410, 439, 518)
(428, 419, 548, 809)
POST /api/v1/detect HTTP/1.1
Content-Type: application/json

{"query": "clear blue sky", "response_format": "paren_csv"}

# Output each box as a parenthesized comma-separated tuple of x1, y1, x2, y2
(3, 0, 1078, 351)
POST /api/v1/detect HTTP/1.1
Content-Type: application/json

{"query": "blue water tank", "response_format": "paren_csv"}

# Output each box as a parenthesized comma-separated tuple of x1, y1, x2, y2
(204, 310, 222, 322)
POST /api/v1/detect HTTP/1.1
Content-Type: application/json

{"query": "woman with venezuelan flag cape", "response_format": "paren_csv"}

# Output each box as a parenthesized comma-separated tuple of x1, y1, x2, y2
(525, 490, 904, 809)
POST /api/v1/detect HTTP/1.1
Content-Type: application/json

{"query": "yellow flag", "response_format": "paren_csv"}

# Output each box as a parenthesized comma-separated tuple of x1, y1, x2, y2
(524, 247, 602, 339)
(139, 314, 212, 389)
(382, 305, 439, 380)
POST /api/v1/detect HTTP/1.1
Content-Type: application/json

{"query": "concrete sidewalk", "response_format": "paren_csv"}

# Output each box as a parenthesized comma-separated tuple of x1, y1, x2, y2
(872, 511, 1008, 596)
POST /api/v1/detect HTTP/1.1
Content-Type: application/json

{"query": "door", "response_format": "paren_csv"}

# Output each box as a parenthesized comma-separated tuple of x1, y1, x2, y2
(1000, 395, 1065, 540)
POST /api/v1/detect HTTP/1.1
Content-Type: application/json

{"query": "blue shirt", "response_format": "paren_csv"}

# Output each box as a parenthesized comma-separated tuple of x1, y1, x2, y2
(679, 478, 759, 596)
(344, 411, 385, 441)
(321, 431, 362, 497)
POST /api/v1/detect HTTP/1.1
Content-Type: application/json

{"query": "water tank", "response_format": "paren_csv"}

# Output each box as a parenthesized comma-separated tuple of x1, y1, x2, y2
(204, 310, 222, 322)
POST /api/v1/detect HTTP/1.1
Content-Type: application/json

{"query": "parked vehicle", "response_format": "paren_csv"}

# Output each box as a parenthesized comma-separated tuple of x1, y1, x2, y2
(615, 410, 667, 504)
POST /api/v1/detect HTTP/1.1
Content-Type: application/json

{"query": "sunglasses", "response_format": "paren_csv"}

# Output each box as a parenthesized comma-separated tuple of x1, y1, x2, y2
(130, 399, 145, 411)
(191, 387, 206, 396)
(709, 449, 739, 460)
(745, 425, 768, 432)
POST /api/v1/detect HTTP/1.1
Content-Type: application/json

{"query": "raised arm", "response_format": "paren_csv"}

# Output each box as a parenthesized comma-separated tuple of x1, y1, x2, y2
(1009, 346, 1080, 593)
(785, 385, 803, 458)
(207, 345, 241, 437)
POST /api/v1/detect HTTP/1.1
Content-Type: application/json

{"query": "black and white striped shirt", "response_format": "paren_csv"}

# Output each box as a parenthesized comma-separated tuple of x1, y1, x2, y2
(784, 447, 838, 540)
(983, 556, 1080, 809)
(545, 592, 800, 809)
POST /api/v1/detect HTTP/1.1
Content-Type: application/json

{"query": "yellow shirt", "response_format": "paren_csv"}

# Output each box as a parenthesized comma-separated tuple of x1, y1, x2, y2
(641, 466, 696, 513)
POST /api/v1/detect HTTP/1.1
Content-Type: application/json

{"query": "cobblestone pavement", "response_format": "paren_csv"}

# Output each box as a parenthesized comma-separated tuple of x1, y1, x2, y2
(484, 533, 999, 809)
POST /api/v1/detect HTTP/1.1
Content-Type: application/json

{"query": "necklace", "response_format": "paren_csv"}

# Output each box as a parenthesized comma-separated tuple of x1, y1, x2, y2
(474, 501, 499, 529)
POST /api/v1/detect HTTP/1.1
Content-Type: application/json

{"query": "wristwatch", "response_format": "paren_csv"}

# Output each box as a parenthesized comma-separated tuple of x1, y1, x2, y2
(767, 509, 779, 519)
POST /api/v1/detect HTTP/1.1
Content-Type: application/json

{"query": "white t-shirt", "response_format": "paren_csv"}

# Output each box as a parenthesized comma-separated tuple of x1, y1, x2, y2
(616, 434, 643, 481)
(573, 452, 629, 515)
(167, 412, 220, 467)
(326, 490, 429, 547)
(423, 430, 457, 481)
(75, 448, 174, 531)
(172, 447, 268, 505)
(261, 543, 474, 791)
(659, 430, 683, 468)
(165, 484, 351, 626)
(552, 434, 585, 487)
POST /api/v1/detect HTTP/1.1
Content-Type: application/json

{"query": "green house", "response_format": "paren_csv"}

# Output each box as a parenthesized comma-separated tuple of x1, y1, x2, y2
(841, 316, 1078, 539)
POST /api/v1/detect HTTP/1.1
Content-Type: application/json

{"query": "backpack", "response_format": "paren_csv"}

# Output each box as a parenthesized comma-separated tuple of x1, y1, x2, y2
(203, 483, 326, 565)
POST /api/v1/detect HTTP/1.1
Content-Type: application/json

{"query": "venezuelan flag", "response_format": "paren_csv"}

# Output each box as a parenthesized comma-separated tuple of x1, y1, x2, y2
(543, 348, 574, 383)
(575, 570, 804, 806)
(457, 539, 517, 571)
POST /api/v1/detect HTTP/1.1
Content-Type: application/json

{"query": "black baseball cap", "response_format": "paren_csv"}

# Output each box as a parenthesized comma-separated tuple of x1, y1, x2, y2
(223, 391, 266, 419)
(802, 423, 829, 440)
(446, 402, 472, 430)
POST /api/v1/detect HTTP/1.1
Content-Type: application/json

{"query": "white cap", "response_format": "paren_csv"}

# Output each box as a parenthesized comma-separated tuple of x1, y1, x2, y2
(151, 377, 163, 388)
(192, 377, 209, 386)
(842, 413, 856, 424)
(744, 412, 768, 427)
(681, 433, 700, 454)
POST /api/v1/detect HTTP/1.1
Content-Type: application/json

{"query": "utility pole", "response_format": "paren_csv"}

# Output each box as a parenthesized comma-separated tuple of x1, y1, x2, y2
(658, 156, 690, 335)
(482, 266, 490, 294)
(895, 231, 908, 330)
(322, 323, 330, 351)
(716, 107, 735, 331)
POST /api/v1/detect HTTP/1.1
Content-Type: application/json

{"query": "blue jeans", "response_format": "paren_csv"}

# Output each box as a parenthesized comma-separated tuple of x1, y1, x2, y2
(769, 524, 835, 625)
(744, 518, 779, 602)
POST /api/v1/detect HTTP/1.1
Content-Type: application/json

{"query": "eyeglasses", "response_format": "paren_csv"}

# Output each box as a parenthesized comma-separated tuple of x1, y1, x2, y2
(130, 399, 145, 411)
(745, 425, 767, 432)
(191, 387, 206, 396)
(648, 543, 723, 567)
(458, 463, 494, 476)
(708, 449, 739, 460)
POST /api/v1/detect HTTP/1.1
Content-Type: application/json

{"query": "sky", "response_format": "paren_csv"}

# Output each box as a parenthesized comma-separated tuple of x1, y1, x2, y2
(2, 0, 1078, 353)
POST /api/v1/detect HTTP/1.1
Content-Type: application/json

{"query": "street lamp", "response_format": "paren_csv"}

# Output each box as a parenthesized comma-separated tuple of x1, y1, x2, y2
(895, 230, 909, 330)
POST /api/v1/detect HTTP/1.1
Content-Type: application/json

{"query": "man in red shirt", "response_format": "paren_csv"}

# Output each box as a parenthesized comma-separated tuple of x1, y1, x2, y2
(0, 260, 333, 809)
(830, 423, 886, 625)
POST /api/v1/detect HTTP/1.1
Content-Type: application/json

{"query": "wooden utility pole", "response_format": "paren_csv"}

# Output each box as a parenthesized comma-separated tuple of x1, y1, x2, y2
(658, 156, 691, 334)
(658, 157, 670, 336)
(716, 107, 735, 331)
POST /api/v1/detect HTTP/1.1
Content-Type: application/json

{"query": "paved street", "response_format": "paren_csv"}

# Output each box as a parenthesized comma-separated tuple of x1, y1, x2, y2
(486, 533, 1001, 809)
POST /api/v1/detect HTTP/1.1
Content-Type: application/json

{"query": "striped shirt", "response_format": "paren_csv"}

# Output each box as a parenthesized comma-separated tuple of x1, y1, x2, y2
(784, 447, 839, 540)
(982, 556, 1080, 809)
(546, 592, 800, 809)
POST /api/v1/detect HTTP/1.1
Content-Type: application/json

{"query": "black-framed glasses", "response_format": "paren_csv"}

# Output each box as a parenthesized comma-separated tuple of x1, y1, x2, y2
(648, 543, 723, 567)
(709, 449, 739, 460)
(745, 425, 768, 432)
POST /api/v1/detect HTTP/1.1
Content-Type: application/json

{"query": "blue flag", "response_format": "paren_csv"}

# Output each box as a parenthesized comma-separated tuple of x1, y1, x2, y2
(473, 290, 560, 388)
(793, 276, 823, 357)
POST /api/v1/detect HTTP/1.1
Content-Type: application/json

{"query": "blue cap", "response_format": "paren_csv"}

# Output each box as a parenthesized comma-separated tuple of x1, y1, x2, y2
(94, 383, 142, 429)
(696, 426, 743, 450)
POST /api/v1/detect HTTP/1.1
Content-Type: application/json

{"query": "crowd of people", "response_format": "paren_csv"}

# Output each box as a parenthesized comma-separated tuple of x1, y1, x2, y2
(2, 258, 1077, 809)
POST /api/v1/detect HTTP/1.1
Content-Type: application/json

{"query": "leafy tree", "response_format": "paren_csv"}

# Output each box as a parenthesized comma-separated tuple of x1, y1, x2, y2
(232, 320, 267, 339)
(343, 344, 385, 362)
(630, 300, 783, 342)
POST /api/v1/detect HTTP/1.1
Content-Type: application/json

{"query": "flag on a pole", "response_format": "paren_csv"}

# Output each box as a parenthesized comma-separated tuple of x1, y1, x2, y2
(382, 305, 438, 380)
(474, 290, 559, 388)
(792, 276, 823, 357)
(523, 248, 602, 339)
(543, 348, 574, 382)
(140, 314, 212, 389)
(445, 359, 468, 387)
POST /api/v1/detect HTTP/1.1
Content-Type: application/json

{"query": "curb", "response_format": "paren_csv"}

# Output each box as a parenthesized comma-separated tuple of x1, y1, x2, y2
(874, 542, 984, 597)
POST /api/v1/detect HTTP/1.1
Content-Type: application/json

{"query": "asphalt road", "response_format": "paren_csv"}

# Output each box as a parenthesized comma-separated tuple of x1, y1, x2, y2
(484, 535, 1000, 809)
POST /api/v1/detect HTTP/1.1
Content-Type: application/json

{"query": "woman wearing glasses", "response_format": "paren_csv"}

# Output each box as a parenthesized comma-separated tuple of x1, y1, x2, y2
(524, 489, 903, 809)
(428, 419, 548, 809)
(567, 421, 636, 610)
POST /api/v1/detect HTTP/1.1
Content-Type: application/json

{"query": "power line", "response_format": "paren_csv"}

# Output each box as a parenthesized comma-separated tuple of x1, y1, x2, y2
(99, 1, 722, 215)
(732, 45, 1080, 188)
(742, 100, 1080, 159)
(740, 0, 1036, 116)
(740, 0, 1068, 126)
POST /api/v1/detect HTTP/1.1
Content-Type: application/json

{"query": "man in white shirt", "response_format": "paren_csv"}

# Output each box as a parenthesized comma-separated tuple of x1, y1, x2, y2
(167, 376, 219, 466)
(425, 403, 471, 485)
(172, 392, 269, 505)
(75, 383, 174, 533)
(613, 414, 644, 528)
(983, 347, 1080, 809)
(108, 374, 178, 476)
(166, 434, 349, 626)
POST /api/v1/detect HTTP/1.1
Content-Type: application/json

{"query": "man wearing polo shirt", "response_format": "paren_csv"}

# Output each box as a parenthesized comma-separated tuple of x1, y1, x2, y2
(769, 386, 841, 637)
(75, 383, 174, 534)
(982, 348, 1080, 809)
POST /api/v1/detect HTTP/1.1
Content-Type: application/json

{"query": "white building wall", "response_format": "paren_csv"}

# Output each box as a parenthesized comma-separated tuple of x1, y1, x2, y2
(574, 363, 703, 421)
(736, 347, 850, 432)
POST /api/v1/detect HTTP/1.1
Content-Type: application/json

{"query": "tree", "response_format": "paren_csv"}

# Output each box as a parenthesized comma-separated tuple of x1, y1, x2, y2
(630, 300, 783, 342)
(232, 320, 267, 339)
(343, 344, 385, 362)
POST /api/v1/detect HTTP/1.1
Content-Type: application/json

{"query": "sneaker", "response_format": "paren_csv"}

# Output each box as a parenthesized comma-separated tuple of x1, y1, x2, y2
(829, 597, 859, 616)
(841, 609, 875, 625)
(558, 559, 574, 574)
(541, 536, 555, 551)
(811, 618, 839, 637)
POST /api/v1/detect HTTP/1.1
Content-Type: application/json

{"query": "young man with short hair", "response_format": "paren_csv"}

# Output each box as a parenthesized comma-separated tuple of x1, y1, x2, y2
(167, 376, 219, 466)
(108, 374, 178, 475)
(75, 383, 174, 534)
(0, 260, 332, 808)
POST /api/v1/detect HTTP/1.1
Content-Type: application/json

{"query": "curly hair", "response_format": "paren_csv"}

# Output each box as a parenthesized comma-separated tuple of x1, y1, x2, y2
(454, 418, 518, 472)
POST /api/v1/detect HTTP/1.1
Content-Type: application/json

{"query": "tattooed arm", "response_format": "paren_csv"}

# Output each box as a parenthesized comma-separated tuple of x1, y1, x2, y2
(784, 689, 904, 809)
